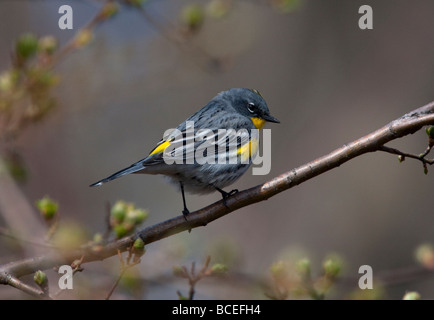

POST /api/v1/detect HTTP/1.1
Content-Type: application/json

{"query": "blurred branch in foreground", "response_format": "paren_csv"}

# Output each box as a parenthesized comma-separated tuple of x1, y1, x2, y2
(0, 100, 433, 298)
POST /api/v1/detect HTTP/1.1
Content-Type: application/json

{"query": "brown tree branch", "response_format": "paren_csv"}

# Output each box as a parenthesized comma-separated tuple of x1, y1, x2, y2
(1, 101, 434, 297)
(0, 273, 49, 299)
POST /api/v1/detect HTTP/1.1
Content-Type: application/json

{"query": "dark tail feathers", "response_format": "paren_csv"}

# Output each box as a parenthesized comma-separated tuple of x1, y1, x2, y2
(89, 162, 144, 187)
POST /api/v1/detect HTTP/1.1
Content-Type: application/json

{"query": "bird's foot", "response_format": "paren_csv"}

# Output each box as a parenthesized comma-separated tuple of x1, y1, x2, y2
(182, 209, 189, 221)
(182, 209, 192, 233)
(216, 188, 239, 208)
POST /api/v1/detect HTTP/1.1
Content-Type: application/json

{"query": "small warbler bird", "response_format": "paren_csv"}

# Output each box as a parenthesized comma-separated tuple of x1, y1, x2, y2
(90, 88, 279, 216)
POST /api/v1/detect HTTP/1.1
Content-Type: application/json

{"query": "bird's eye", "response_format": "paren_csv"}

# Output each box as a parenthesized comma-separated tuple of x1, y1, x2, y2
(247, 103, 255, 114)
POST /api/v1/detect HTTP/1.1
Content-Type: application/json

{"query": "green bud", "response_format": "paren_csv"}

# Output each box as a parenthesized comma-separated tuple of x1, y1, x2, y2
(110, 201, 128, 224)
(206, 0, 230, 19)
(74, 29, 93, 48)
(16, 33, 38, 59)
(0, 70, 19, 92)
(124, 0, 147, 8)
(172, 265, 185, 277)
(415, 244, 434, 269)
(133, 238, 146, 262)
(0, 72, 12, 92)
(296, 258, 311, 277)
(36, 196, 58, 220)
(425, 126, 434, 139)
(398, 155, 405, 163)
(178, 293, 189, 300)
(348, 285, 385, 300)
(100, 2, 119, 19)
(38, 36, 57, 55)
(272, 0, 302, 13)
(323, 255, 343, 278)
(93, 233, 103, 244)
(211, 263, 228, 274)
(133, 238, 145, 250)
(35, 69, 58, 87)
(34, 270, 48, 286)
(126, 208, 148, 225)
(403, 291, 421, 300)
(114, 224, 127, 239)
(424, 166, 428, 175)
(270, 261, 286, 278)
(181, 4, 204, 30)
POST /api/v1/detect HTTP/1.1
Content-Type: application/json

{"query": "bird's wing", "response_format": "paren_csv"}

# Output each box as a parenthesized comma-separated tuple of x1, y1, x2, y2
(142, 105, 256, 166)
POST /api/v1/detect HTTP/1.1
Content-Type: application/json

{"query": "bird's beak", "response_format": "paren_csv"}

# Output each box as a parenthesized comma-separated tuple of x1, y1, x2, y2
(262, 113, 280, 123)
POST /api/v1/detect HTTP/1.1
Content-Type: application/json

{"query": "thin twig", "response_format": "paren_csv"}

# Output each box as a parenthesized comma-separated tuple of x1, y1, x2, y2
(175, 255, 212, 300)
(0, 226, 57, 249)
(378, 145, 434, 165)
(137, 6, 225, 72)
(188, 261, 196, 300)
(49, 0, 114, 68)
(105, 248, 140, 300)
(51, 255, 84, 298)
(105, 267, 127, 300)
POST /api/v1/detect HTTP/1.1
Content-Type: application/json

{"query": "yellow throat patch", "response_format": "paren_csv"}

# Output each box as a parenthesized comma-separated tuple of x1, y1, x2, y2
(250, 117, 266, 129)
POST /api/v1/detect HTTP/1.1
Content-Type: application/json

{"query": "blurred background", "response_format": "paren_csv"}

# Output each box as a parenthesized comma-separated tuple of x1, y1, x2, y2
(0, 0, 433, 299)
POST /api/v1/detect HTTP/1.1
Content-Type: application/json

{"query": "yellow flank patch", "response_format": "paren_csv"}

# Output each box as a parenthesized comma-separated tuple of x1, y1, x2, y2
(251, 117, 266, 129)
(149, 140, 171, 156)
(237, 138, 259, 162)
